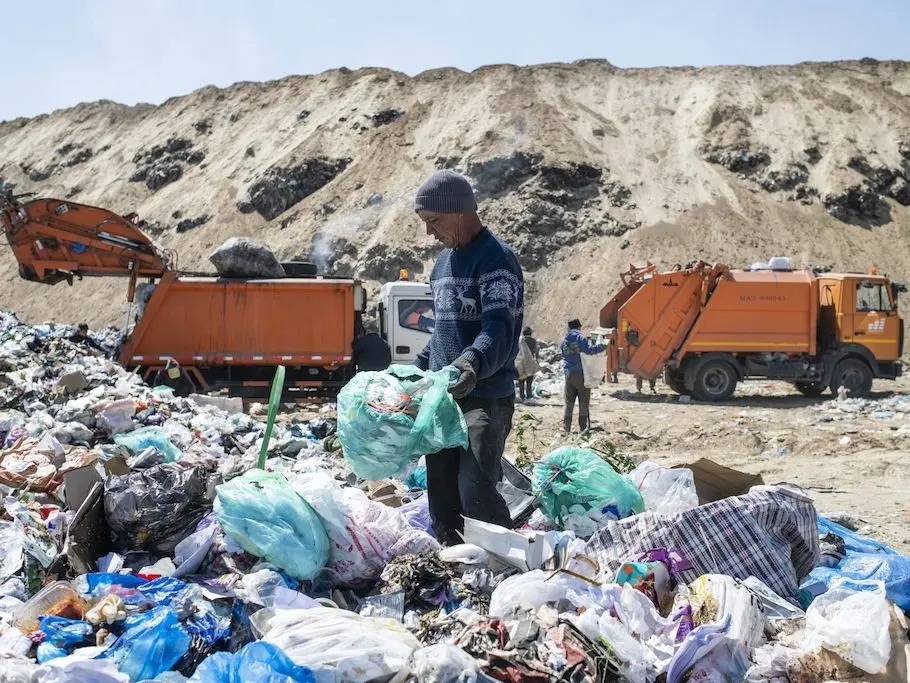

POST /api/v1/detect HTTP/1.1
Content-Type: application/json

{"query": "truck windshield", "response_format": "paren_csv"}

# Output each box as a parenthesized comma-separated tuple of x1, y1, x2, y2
(856, 281, 890, 312)
(398, 300, 435, 333)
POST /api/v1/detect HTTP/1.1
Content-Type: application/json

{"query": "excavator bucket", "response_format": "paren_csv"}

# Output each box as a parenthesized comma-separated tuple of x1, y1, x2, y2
(0, 197, 170, 284)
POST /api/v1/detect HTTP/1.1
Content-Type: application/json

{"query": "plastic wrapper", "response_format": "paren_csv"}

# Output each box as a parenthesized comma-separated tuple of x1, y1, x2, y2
(95, 399, 136, 436)
(208, 237, 286, 278)
(628, 461, 699, 516)
(532, 447, 644, 533)
(0, 521, 25, 581)
(104, 463, 212, 554)
(188, 641, 316, 682)
(290, 470, 438, 585)
(336, 365, 468, 481)
(214, 470, 329, 581)
(409, 643, 483, 683)
(32, 657, 129, 683)
(252, 606, 420, 681)
(38, 615, 93, 648)
(580, 351, 605, 388)
(570, 586, 680, 681)
(99, 606, 191, 681)
(804, 580, 892, 674)
(397, 495, 434, 537)
(489, 569, 603, 618)
(682, 574, 765, 650)
(114, 426, 182, 463)
(806, 517, 910, 610)
(673, 636, 750, 683)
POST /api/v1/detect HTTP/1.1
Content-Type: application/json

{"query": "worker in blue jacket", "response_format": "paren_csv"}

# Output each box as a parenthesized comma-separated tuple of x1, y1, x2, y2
(560, 319, 605, 433)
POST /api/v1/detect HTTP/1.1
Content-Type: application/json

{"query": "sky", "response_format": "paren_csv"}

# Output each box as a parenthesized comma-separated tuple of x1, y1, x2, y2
(2, 0, 908, 120)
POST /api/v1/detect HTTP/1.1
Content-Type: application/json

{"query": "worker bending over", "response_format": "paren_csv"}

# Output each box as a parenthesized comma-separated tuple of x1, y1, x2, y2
(68, 323, 103, 353)
(561, 319, 605, 433)
(414, 170, 524, 546)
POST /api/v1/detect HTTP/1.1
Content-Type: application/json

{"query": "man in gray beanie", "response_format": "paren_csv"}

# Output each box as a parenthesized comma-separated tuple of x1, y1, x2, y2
(413, 169, 524, 545)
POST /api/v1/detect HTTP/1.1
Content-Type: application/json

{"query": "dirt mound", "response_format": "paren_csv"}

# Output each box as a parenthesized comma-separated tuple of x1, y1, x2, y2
(2, 59, 910, 337)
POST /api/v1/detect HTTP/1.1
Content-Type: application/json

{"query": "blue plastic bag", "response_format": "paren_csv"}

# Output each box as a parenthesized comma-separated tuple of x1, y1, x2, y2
(114, 426, 182, 462)
(804, 516, 910, 610)
(336, 365, 468, 480)
(532, 447, 644, 527)
(77, 572, 149, 596)
(405, 463, 428, 490)
(39, 616, 94, 648)
(137, 577, 191, 607)
(98, 606, 191, 681)
(36, 642, 69, 663)
(186, 612, 232, 646)
(188, 641, 316, 683)
(214, 470, 329, 580)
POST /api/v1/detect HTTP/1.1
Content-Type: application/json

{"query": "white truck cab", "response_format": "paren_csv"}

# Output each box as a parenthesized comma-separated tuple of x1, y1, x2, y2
(377, 275, 435, 364)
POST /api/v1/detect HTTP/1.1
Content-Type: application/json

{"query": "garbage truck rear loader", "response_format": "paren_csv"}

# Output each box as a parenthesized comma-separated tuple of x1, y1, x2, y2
(1, 196, 434, 399)
(600, 261, 902, 400)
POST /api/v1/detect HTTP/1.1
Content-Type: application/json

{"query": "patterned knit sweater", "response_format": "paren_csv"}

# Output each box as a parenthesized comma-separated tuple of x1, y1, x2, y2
(415, 229, 524, 400)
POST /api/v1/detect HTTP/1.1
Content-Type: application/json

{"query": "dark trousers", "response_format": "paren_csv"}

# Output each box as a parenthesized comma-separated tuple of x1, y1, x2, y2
(518, 377, 533, 400)
(564, 372, 591, 432)
(426, 396, 515, 545)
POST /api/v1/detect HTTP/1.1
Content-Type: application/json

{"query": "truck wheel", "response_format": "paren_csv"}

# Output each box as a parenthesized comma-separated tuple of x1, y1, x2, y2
(794, 381, 826, 397)
(665, 368, 686, 395)
(829, 359, 873, 398)
(693, 360, 738, 402)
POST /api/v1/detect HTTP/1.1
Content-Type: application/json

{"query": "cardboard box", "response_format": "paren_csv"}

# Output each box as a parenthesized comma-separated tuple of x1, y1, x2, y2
(673, 458, 764, 504)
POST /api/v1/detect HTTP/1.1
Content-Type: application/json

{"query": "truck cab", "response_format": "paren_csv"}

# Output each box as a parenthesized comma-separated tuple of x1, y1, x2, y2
(818, 273, 904, 369)
(377, 278, 435, 364)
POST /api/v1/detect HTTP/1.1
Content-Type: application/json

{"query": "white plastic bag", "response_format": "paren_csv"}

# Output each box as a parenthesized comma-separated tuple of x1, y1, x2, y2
(252, 606, 420, 681)
(515, 338, 539, 380)
(489, 569, 605, 618)
(290, 470, 438, 585)
(409, 643, 483, 683)
(580, 352, 605, 389)
(32, 656, 129, 683)
(804, 580, 891, 674)
(628, 461, 699, 516)
(683, 574, 765, 650)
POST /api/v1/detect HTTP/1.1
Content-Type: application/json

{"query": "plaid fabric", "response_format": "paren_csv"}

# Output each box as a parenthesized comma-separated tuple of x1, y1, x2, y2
(586, 485, 819, 602)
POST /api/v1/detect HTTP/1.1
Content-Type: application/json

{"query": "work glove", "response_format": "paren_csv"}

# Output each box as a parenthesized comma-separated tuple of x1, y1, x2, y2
(449, 355, 477, 399)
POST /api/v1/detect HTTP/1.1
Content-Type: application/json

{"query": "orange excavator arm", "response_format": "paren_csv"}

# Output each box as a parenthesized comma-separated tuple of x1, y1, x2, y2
(1, 196, 172, 293)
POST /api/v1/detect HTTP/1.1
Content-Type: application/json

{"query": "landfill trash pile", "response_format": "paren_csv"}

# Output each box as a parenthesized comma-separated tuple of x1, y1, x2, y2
(530, 342, 564, 399)
(816, 392, 910, 427)
(1, 308, 909, 682)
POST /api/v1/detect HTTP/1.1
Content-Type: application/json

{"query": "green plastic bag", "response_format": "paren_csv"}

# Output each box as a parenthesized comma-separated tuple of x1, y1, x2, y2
(336, 364, 469, 481)
(214, 470, 329, 580)
(114, 426, 182, 462)
(532, 447, 644, 531)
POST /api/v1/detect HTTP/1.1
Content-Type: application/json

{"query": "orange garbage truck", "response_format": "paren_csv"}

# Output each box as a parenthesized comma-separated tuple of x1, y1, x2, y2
(600, 260, 903, 400)
(1, 196, 434, 399)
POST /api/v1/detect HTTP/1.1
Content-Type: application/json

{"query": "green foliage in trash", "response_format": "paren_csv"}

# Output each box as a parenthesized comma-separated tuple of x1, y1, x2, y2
(336, 364, 468, 481)
(580, 435, 638, 475)
(514, 412, 544, 471)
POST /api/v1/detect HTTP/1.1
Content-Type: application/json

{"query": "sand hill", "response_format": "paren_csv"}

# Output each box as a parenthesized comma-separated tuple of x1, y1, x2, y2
(2, 58, 910, 338)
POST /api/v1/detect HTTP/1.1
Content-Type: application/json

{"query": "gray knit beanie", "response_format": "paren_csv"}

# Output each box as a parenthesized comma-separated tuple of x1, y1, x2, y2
(414, 170, 478, 214)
